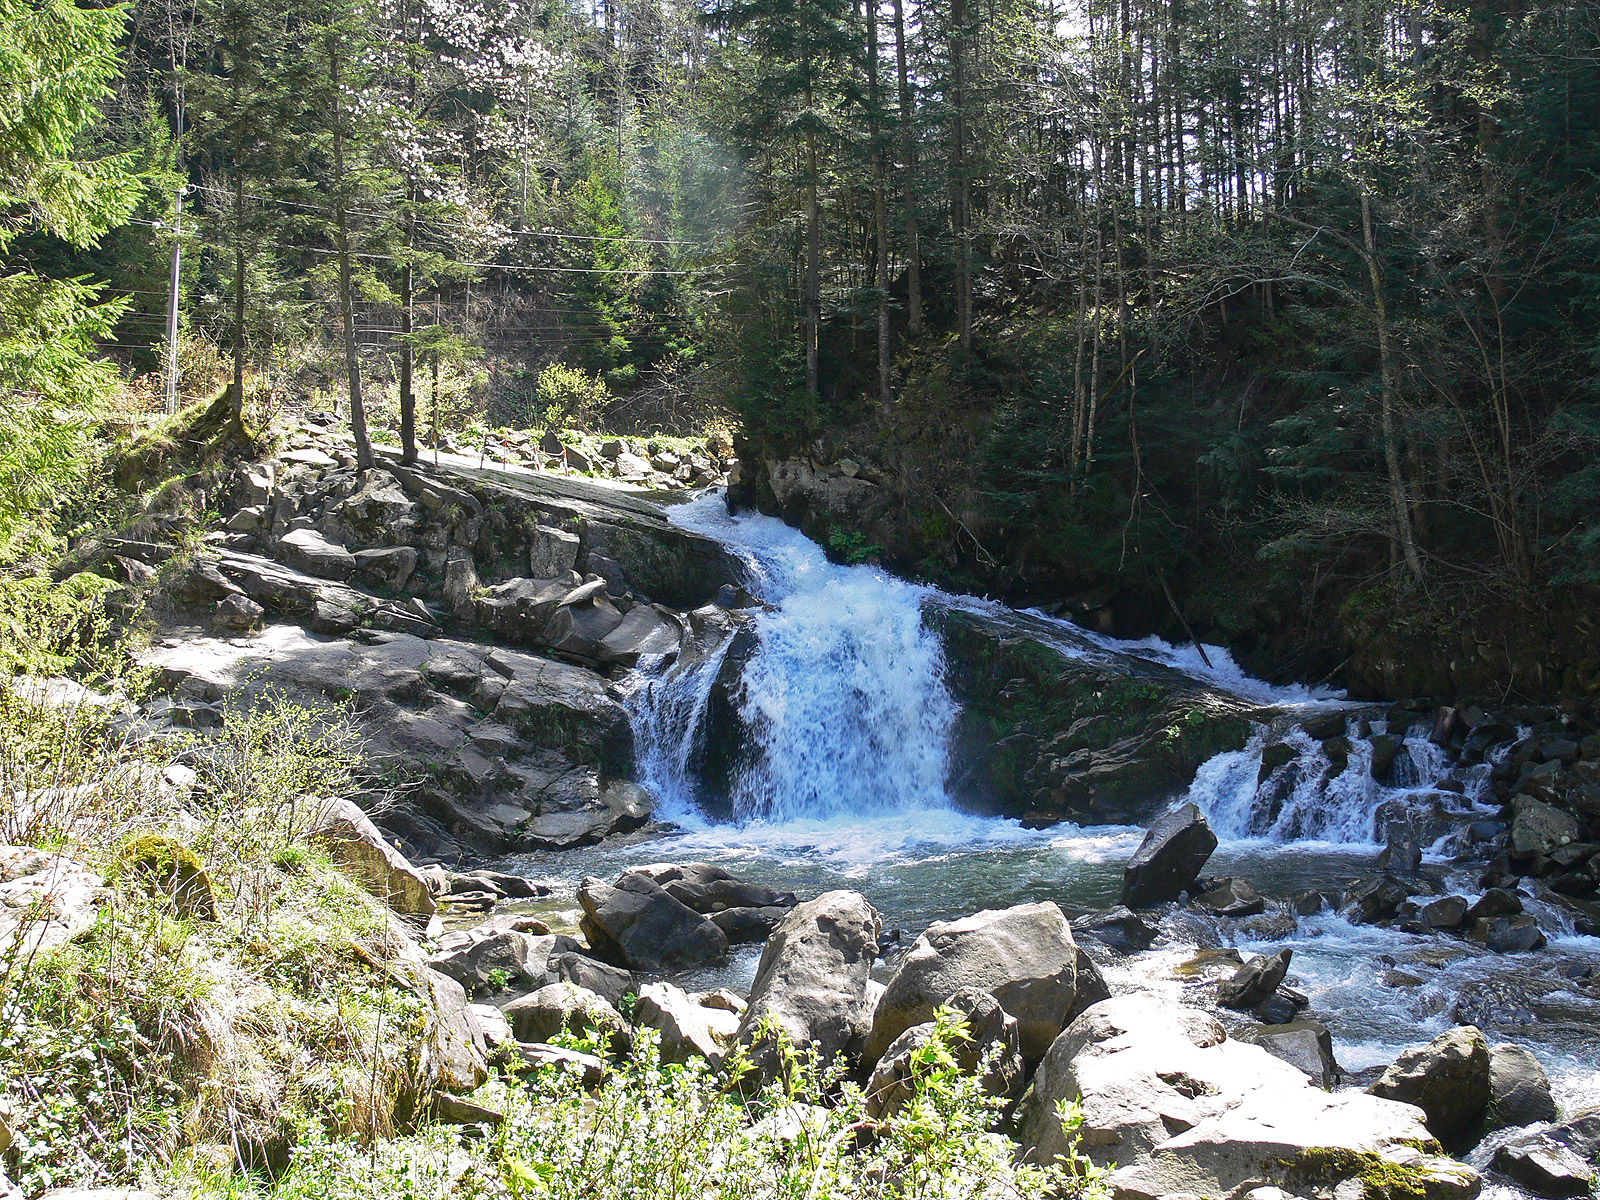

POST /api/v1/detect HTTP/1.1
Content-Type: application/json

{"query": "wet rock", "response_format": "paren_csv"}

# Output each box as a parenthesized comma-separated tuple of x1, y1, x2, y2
(1219, 949, 1292, 1010)
(1470, 915, 1547, 953)
(1385, 969, 1428, 988)
(1419, 895, 1470, 931)
(1241, 1020, 1339, 1088)
(735, 890, 881, 1082)
(1018, 995, 1471, 1200)
(1467, 888, 1524, 921)
(597, 605, 682, 667)
(866, 901, 1078, 1063)
(1369, 733, 1403, 781)
(1071, 905, 1158, 953)
(1293, 890, 1335, 916)
(1120, 803, 1218, 908)
(1195, 877, 1267, 917)
(710, 905, 789, 944)
(552, 951, 633, 1009)
(577, 873, 728, 971)
(500, 982, 629, 1051)
(1487, 1042, 1559, 1130)
(1513, 797, 1583, 859)
(311, 798, 436, 918)
(1259, 741, 1298, 782)
(634, 982, 739, 1063)
(277, 528, 355, 580)
(1343, 875, 1417, 925)
(1368, 1025, 1491, 1140)
(625, 862, 798, 914)
(1493, 1137, 1594, 1198)
(1253, 988, 1306, 1025)
(864, 988, 1023, 1120)
(490, 656, 632, 770)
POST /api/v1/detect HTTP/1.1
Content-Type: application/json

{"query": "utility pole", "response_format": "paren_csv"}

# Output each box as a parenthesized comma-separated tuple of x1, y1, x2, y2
(163, 183, 184, 413)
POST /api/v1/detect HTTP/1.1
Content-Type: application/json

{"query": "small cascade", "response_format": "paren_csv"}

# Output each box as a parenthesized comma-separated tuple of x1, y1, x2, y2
(1189, 717, 1492, 848)
(628, 492, 958, 826)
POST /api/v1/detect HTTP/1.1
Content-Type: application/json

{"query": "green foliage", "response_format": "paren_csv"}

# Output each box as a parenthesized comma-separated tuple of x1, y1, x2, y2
(826, 526, 882, 565)
(0, 571, 120, 675)
(534, 363, 611, 432)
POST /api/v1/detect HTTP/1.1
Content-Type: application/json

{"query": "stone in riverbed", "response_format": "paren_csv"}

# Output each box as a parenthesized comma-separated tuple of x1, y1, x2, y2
(1120, 803, 1217, 908)
(624, 862, 797, 914)
(1240, 1020, 1340, 1088)
(1493, 1137, 1594, 1198)
(634, 981, 740, 1063)
(1071, 905, 1158, 952)
(710, 905, 790, 944)
(577, 872, 728, 971)
(1470, 914, 1547, 953)
(1487, 1042, 1558, 1130)
(1218, 948, 1292, 1010)
(865, 901, 1078, 1064)
(1367, 1025, 1491, 1140)
(499, 982, 629, 1052)
(735, 890, 880, 1083)
(1195, 876, 1267, 917)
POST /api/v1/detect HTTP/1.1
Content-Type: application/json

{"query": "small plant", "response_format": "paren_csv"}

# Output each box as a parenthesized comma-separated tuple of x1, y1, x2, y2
(826, 527, 884, 566)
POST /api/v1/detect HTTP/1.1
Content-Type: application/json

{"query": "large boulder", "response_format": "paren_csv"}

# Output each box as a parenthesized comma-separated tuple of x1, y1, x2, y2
(311, 798, 436, 918)
(1120, 803, 1217, 907)
(735, 890, 881, 1081)
(474, 576, 576, 641)
(1511, 796, 1583, 860)
(623, 862, 798, 914)
(490, 655, 632, 771)
(1487, 1042, 1559, 1130)
(1367, 1025, 1491, 1140)
(426, 927, 556, 995)
(542, 581, 625, 661)
(499, 982, 629, 1051)
(577, 873, 728, 971)
(864, 988, 1023, 1120)
(597, 606, 683, 668)
(634, 982, 740, 1064)
(1240, 1020, 1340, 1088)
(1019, 995, 1479, 1200)
(865, 901, 1079, 1063)
(552, 951, 633, 1009)
(411, 965, 490, 1094)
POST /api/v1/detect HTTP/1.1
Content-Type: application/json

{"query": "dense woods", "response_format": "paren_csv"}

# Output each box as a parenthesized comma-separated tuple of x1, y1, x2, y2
(6, 0, 1600, 690)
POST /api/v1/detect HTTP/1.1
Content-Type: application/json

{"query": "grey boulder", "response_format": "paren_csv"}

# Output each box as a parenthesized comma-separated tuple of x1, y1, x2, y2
(1367, 1025, 1491, 1140)
(1487, 1042, 1559, 1129)
(1218, 948, 1292, 1010)
(1120, 803, 1218, 907)
(577, 872, 728, 971)
(735, 890, 881, 1082)
(864, 987, 1023, 1120)
(865, 901, 1078, 1064)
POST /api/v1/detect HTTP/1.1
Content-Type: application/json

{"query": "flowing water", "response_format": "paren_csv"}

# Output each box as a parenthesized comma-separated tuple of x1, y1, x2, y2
(500, 490, 1600, 1155)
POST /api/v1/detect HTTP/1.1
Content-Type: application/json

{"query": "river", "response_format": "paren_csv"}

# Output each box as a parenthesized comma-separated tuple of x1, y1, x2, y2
(498, 489, 1600, 1176)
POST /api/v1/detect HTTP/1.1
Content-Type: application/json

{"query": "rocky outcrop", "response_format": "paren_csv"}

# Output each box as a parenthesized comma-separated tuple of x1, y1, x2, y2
(1121, 803, 1218, 907)
(1367, 1026, 1492, 1141)
(735, 891, 881, 1081)
(1019, 995, 1480, 1200)
(936, 608, 1260, 825)
(865, 901, 1079, 1063)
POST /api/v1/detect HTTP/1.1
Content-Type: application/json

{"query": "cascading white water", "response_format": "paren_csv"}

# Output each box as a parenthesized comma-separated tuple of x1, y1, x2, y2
(629, 492, 958, 825)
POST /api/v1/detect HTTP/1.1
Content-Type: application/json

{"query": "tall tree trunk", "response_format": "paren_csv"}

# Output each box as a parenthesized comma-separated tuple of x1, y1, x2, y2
(804, 72, 820, 400)
(330, 35, 374, 470)
(232, 169, 245, 422)
(400, 237, 416, 464)
(1361, 190, 1422, 584)
(868, 0, 891, 410)
(949, 0, 971, 351)
(892, 0, 921, 334)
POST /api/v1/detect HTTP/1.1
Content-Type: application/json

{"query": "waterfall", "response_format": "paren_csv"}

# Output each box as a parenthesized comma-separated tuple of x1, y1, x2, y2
(629, 492, 958, 825)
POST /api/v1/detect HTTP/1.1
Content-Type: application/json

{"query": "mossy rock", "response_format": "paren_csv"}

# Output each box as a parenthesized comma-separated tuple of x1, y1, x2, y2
(122, 833, 218, 921)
